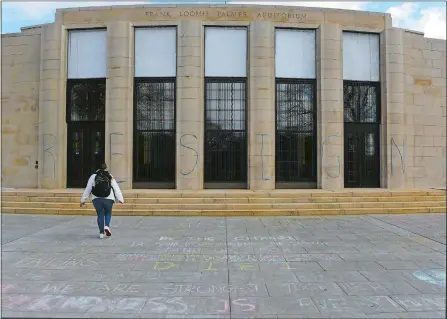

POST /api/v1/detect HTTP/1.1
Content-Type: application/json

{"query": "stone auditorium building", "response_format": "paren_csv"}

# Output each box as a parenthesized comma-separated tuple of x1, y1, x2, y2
(2, 4, 446, 192)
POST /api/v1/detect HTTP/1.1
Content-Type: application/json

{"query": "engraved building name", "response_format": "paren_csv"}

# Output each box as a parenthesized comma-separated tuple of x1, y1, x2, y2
(145, 10, 308, 21)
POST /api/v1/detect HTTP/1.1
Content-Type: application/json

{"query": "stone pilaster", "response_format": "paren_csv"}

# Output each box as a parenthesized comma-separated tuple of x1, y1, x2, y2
(319, 24, 344, 190)
(176, 20, 204, 190)
(249, 22, 275, 190)
(38, 23, 62, 189)
(383, 27, 406, 188)
(106, 22, 132, 189)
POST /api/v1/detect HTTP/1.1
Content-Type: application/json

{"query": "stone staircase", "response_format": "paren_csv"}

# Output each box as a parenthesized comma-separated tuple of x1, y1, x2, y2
(1, 189, 446, 216)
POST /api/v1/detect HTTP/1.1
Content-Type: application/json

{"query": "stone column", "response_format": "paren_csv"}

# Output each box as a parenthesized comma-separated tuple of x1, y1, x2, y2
(319, 24, 344, 190)
(38, 23, 62, 189)
(176, 20, 204, 190)
(106, 22, 132, 189)
(383, 26, 406, 188)
(249, 22, 275, 190)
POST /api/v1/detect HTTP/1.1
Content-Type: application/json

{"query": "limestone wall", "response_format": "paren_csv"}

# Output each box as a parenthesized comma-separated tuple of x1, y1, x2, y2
(403, 31, 446, 189)
(1, 5, 445, 190)
(1, 27, 41, 187)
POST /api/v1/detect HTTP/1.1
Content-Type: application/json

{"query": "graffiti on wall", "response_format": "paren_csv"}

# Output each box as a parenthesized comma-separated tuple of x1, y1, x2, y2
(43, 134, 56, 179)
(257, 133, 271, 180)
(180, 134, 199, 176)
(321, 134, 341, 178)
(35, 131, 414, 183)
(390, 137, 406, 176)
(109, 132, 126, 184)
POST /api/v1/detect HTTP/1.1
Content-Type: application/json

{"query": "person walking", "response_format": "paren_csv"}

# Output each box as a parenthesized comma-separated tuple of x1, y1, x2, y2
(80, 163, 124, 239)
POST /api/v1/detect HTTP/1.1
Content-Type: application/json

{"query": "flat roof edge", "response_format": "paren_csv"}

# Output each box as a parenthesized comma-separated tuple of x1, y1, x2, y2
(2, 23, 47, 37)
(21, 23, 49, 31)
(55, 3, 387, 16)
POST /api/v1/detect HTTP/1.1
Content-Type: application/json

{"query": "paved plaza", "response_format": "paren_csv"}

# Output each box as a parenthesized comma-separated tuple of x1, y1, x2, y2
(1, 213, 446, 318)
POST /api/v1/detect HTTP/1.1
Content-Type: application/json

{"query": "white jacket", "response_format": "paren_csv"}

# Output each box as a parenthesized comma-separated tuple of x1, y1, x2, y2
(81, 173, 124, 204)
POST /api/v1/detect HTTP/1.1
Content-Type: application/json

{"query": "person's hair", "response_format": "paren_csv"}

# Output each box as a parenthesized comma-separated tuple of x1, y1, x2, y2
(97, 163, 112, 180)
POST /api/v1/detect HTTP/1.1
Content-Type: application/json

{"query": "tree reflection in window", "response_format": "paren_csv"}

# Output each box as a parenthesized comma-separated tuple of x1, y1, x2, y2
(204, 79, 247, 183)
(133, 79, 176, 183)
(135, 81, 175, 131)
(343, 82, 379, 123)
(69, 81, 105, 122)
(276, 80, 316, 182)
(276, 82, 313, 131)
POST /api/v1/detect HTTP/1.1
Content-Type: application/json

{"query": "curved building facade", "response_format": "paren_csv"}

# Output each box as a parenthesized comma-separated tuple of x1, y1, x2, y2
(2, 4, 446, 191)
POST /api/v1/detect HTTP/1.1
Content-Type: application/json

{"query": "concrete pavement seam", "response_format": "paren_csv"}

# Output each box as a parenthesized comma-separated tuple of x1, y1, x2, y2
(360, 215, 446, 255)
(225, 216, 232, 316)
(1, 216, 78, 245)
(365, 214, 446, 246)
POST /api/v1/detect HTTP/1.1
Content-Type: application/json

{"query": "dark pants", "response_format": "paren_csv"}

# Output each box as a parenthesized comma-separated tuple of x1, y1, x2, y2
(92, 198, 114, 234)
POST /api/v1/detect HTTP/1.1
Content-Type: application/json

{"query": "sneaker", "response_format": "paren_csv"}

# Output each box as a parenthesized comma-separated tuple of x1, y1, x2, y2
(99, 233, 104, 239)
(105, 226, 111, 237)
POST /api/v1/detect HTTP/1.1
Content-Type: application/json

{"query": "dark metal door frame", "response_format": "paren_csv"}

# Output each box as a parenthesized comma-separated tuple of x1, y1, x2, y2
(204, 77, 248, 189)
(344, 123, 380, 188)
(343, 80, 381, 188)
(66, 78, 106, 188)
(67, 122, 105, 188)
(275, 78, 317, 189)
(133, 78, 176, 189)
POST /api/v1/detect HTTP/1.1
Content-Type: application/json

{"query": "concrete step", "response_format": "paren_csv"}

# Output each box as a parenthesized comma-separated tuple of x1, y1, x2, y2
(2, 188, 444, 216)
(1, 195, 445, 204)
(1, 206, 445, 216)
(2, 189, 446, 199)
(2, 201, 446, 210)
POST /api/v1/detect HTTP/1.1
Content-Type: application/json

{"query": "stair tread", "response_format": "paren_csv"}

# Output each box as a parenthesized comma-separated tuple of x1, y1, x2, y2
(3, 206, 444, 216)
(2, 196, 445, 202)
(2, 191, 445, 199)
(2, 188, 445, 217)
(3, 206, 445, 211)
(2, 200, 445, 204)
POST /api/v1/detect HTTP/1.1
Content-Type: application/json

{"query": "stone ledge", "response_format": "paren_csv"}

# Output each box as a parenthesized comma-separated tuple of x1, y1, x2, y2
(2, 188, 445, 197)
(1, 206, 444, 216)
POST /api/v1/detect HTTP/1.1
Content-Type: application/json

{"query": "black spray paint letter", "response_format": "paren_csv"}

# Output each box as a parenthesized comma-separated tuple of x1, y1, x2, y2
(390, 137, 406, 176)
(180, 134, 199, 176)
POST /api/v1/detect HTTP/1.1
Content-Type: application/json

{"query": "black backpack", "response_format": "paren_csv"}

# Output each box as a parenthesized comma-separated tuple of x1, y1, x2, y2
(91, 170, 112, 197)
